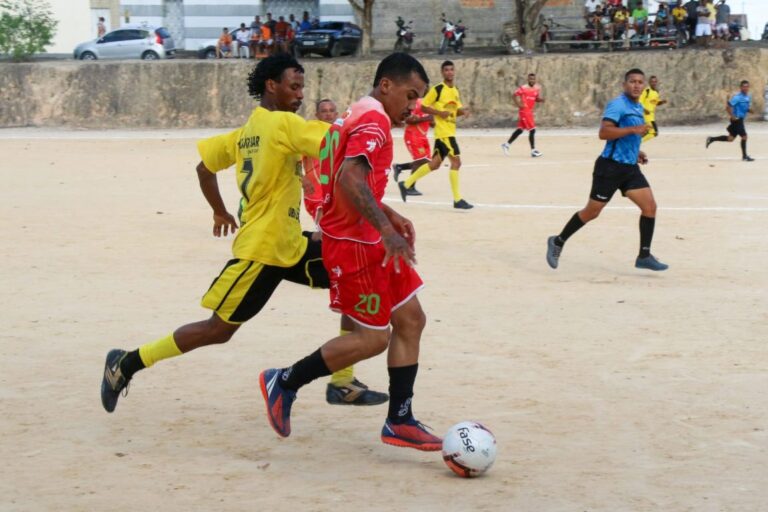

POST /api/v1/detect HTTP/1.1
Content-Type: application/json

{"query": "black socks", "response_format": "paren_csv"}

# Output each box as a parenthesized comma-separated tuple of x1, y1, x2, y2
(387, 364, 418, 424)
(741, 139, 747, 158)
(280, 349, 331, 392)
(639, 216, 655, 258)
(556, 212, 586, 246)
(507, 129, 523, 144)
(529, 129, 536, 149)
(119, 350, 145, 380)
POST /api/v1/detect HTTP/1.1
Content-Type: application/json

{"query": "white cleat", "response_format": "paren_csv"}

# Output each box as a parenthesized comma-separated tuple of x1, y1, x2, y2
(531, 149, 543, 158)
(501, 143, 510, 156)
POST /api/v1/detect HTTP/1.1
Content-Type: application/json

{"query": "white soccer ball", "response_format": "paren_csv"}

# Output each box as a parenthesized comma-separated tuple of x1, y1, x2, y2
(441, 421, 497, 477)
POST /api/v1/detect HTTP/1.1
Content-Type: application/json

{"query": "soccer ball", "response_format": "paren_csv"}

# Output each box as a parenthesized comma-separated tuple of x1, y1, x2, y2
(441, 421, 497, 478)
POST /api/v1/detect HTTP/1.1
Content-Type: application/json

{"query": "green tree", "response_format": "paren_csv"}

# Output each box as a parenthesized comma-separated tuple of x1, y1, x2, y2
(0, 0, 58, 61)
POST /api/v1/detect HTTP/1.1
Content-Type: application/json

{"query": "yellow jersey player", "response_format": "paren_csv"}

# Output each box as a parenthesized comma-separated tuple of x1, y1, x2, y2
(640, 75, 667, 142)
(100, 54, 381, 413)
(397, 60, 473, 209)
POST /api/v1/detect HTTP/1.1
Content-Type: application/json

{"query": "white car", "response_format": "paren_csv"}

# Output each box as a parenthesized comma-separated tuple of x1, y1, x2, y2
(74, 25, 176, 60)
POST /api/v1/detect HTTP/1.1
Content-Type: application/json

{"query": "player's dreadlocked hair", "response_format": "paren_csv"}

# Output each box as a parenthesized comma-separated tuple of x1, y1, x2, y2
(373, 52, 429, 88)
(247, 53, 305, 99)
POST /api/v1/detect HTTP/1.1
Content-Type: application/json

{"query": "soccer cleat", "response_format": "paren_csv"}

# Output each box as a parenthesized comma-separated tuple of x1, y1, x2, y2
(743, 155, 755, 162)
(501, 143, 510, 156)
(453, 199, 473, 210)
(101, 349, 130, 413)
(531, 149, 543, 158)
(546, 235, 562, 269)
(393, 163, 405, 182)
(406, 185, 422, 196)
(635, 254, 669, 271)
(259, 368, 297, 438)
(705, 137, 713, 149)
(397, 181, 408, 202)
(381, 418, 442, 451)
(326, 378, 389, 406)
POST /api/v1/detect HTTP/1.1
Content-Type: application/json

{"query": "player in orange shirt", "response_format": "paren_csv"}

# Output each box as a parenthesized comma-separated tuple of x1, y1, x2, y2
(392, 97, 432, 196)
(301, 98, 389, 405)
(501, 73, 545, 157)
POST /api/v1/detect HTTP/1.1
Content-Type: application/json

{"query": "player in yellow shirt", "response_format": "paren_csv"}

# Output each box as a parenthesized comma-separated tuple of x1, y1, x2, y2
(397, 60, 473, 209)
(99, 54, 383, 412)
(640, 75, 667, 142)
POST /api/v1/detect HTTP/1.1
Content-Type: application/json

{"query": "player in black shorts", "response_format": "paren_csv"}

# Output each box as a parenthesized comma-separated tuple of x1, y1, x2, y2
(546, 69, 669, 272)
(706, 80, 754, 162)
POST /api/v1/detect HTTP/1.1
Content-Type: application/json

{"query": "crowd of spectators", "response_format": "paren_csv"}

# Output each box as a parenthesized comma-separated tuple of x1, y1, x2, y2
(215, 10, 319, 58)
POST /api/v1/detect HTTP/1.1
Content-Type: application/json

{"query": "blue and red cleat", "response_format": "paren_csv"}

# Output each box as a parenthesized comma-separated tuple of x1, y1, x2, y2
(259, 368, 296, 438)
(381, 418, 442, 451)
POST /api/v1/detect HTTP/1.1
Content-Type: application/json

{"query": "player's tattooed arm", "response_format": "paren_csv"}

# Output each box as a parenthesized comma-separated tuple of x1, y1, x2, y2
(196, 161, 238, 237)
(338, 156, 416, 270)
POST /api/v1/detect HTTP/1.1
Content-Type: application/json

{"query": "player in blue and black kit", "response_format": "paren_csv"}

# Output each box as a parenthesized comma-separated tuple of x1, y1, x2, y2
(546, 68, 668, 272)
(706, 80, 754, 162)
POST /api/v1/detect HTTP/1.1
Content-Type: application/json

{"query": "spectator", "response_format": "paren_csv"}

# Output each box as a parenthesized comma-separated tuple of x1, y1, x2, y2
(299, 11, 312, 32)
(672, 1, 689, 42)
(632, 3, 650, 35)
(653, 2, 671, 35)
(259, 22, 273, 54)
(235, 22, 250, 57)
(706, 0, 716, 33)
(613, 5, 631, 40)
(97, 16, 106, 38)
(265, 12, 277, 35)
(216, 27, 233, 58)
(249, 22, 262, 58)
(274, 15, 290, 52)
(715, 0, 730, 40)
(584, 0, 602, 26)
(250, 15, 262, 32)
(289, 13, 300, 32)
(695, 0, 712, 46)
(684, 0, 699, 41)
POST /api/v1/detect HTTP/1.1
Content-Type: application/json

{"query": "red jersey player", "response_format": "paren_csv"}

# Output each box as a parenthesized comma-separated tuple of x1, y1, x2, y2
(501, 72, 545, 158)
(260, 53, 443, 451)
(392, 98, 433, 196)
(301, 97, 390, 406)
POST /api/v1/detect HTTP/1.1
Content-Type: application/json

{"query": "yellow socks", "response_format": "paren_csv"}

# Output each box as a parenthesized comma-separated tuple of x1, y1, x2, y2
(404, 162, 431, 188)
(138, 333, 182, 368)
(330, 328, 354, 386)
(449, 169, 461, 201)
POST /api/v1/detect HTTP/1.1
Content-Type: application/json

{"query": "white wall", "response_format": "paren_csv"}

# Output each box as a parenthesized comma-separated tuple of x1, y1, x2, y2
(48, 0, 93, 53)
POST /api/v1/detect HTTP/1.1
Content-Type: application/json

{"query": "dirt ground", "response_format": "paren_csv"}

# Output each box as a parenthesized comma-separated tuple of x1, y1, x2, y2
(1, 125, 766, 512)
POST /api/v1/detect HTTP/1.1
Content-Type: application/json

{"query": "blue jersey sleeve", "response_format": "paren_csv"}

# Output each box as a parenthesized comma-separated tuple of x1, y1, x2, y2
(602, 98, 623, 124)
(728, 95, 738, 107)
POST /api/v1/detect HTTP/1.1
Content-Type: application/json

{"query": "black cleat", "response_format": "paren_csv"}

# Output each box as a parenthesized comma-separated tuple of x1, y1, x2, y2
(326, 378, 389, 406)
(453, 199, 473, 210)
(397, 181, 408, 202)
(101, 349, 130, 413)
(743, 155, 755, 162)
(705, 137, 713, 149)
(406, 186, 422, 196)
(393, 164, 405, 182)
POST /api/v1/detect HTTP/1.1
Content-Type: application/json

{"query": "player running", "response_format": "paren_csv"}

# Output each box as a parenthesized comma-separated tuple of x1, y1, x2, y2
(100, 54, 372, 414)
(545, 68, 669, 272)
(640, 75, 667, 143)
(259, 53, 443, 451)
(501, 73, 545, 157)
(396, 60, 473, 210)
(391, 97, 433, 197)
(706, 80, 755, 162)
(302, 98, 389, 406)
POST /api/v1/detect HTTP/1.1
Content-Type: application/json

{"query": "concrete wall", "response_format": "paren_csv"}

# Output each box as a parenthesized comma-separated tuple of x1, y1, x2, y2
(0, 49, 765, 129)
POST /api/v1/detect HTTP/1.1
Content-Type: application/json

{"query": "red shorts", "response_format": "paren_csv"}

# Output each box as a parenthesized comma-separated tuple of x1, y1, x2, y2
(322, 237, 424, 329)
(404, 132, 431, 161)
(518, 110, 536, 131)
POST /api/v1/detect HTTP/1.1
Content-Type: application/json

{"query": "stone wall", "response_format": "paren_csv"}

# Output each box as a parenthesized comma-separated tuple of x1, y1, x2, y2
(0, 49, 765, 129)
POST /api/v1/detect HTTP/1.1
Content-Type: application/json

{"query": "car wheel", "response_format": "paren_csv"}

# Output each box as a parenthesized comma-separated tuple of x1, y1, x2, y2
(330, 42, 342, 58)
(141, 51, 159, 60)
(204, 48, 217, 59)
(80, 51, 97, 61)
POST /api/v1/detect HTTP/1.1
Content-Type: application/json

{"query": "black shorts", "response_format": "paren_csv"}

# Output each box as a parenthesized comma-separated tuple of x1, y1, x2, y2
(590, 157, 650, 203)
(433, 137, 460, 159)
(726, 118, 747, 138)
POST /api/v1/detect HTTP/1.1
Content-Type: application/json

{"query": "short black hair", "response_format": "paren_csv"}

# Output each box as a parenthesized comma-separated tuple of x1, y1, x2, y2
(649, 75, 658, 80)
(441, 60, 454, 70)
(528, 73, 536, 77)
(624, 68, 645, 81)
(740, 80, 750, 86)
(248, 53, 305, 99)
(372, 52, 429, 88)
(315, 98, 335, 110)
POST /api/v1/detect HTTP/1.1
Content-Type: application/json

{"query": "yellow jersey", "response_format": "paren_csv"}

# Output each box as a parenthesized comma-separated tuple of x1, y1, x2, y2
(640, 87, 661, 121)
(197, 107, 328, 267)
(422, 82, 463, 139)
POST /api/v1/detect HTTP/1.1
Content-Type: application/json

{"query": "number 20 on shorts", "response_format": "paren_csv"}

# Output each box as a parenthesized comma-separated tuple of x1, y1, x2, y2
(354, 293, 381, 315)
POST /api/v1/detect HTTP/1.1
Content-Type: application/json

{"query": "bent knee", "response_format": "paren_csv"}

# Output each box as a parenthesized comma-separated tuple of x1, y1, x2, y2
(360, 327, 391, 357)
(207, 317, 238, 344)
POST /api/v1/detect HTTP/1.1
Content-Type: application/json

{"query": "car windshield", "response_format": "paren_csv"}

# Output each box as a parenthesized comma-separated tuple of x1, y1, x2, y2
(319, 22, 344, 30)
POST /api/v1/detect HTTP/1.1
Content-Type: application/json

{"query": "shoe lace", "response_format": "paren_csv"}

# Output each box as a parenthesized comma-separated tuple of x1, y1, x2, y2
(553, 244, 562, 257)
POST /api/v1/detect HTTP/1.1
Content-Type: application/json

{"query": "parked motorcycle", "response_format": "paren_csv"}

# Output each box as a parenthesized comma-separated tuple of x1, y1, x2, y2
(394, 17, 414, 52)
(438, 13, 466, 54)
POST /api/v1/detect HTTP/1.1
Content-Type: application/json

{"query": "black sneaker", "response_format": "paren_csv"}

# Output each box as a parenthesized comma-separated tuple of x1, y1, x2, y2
(393, 164, 405, 182)
(406, 186, 422, 196)
(743, 155, 755, 162)
(453, 199, 473, 210)
(397, 181, 408, 202)
(101, 349, 130, 413)
(705, 137, 713, 149)
(326, 378, 389, 406)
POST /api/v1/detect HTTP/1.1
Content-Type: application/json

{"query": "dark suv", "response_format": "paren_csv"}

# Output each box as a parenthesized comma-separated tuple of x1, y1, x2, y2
(295, 21, 362, 58)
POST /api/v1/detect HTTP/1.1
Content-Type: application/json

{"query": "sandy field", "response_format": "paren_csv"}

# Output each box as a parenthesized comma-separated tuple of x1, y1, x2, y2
(1, 125, 766, 512)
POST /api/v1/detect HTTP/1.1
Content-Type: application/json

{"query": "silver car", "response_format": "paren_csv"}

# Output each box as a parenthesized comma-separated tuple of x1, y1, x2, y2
(74, 25, 176, 61)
